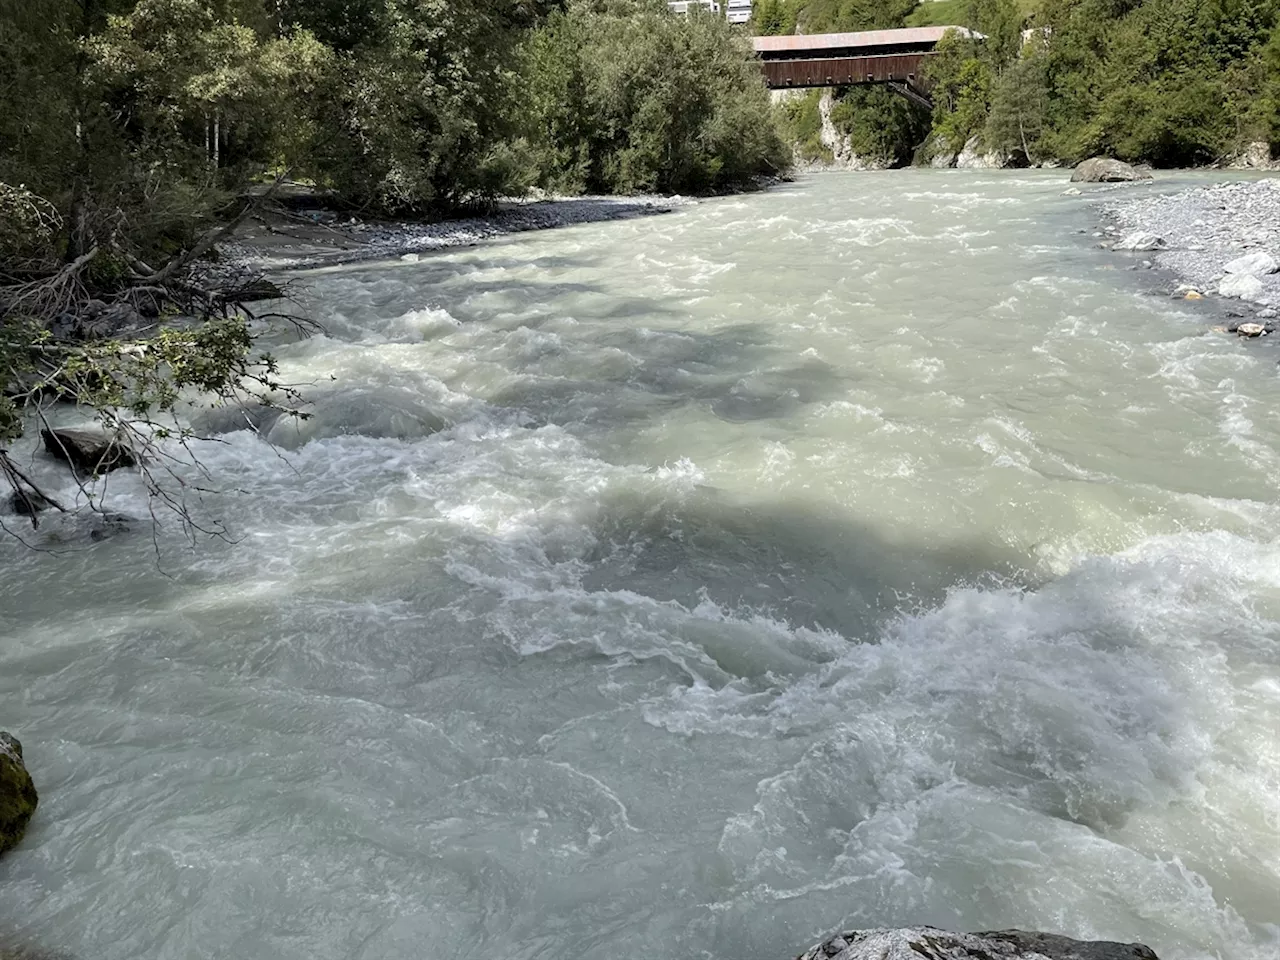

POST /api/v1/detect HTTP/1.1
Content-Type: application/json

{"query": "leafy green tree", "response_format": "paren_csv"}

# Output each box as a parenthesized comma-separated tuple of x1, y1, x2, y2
(752, 0, 794, 33)
(792, 0, 917, 31)
(966, 0, 1024, 68)
(829, 87, 931, 165)
(984, 44, 1049, 159)
(521, 0, 788, 193)
(922, 29, 993, 153)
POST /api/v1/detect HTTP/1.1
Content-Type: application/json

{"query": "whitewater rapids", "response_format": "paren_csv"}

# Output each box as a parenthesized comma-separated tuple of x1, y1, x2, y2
(1, 171, 1277, 960)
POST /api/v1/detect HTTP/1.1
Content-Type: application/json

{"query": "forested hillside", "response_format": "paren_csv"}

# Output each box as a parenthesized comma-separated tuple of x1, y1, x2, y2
(759, 0, 1280, 168)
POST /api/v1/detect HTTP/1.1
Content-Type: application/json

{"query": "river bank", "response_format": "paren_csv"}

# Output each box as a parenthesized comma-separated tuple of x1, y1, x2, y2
(213, 194, 696, 277)
(1104, 178, 1280, 321)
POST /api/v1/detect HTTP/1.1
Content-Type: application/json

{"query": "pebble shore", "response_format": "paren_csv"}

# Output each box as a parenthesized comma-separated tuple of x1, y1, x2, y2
(1105, 178, 1280, 314)
(217, 195, 694, 276)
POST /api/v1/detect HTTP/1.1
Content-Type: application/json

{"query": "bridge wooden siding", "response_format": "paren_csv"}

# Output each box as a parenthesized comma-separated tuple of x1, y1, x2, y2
(759, 52, 929, 89)
(752, 27, 980, 97)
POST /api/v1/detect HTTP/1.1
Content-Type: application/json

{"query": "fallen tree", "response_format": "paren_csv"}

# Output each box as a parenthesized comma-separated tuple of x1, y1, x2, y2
(0, 181, 311, 542)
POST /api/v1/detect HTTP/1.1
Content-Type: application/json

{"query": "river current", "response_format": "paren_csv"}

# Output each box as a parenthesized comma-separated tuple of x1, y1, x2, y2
(1, 172, 1278, 960)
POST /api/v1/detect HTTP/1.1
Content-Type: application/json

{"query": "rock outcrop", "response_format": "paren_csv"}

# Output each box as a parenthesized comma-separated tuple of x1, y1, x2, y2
(1070, 157, 1152, 183)
(41, 426, 136, 475)
(0, 733, 38, 856)
(955, 137, 1003, 169)
(1226, 142, 1280, 171)
(923, 135, 1028, 169)
(796, 928, 1159, 960)
(814, 90, 893, 171)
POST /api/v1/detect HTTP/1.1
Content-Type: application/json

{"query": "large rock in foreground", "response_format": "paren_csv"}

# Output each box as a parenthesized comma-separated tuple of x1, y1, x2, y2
(41, 426, 136, 475)
(797, 928, 1159, 960)
(0, 733, 38, 856)
(1070, 157, 1153, 183)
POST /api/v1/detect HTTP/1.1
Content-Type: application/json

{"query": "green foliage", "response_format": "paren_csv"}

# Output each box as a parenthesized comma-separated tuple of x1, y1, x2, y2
(752, 0, 799, 33)
(923, 0, 1280, 166)
(0, 186, 62, 269)
(520, 0, 788, 194)
(753, 0, 919, 33)
(794, 0, 919, 31)
(777, 91, 833, 161)
(923, 30, 995, 153)
(983, 42, 1049, 158)
(829, 87, 932, 165)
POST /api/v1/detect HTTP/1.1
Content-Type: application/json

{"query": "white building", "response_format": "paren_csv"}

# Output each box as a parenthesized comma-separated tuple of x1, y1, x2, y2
(668, 0, 720, 14)
(725, 0, 752, 23)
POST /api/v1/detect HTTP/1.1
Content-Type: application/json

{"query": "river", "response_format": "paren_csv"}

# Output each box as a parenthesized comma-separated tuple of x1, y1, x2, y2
(1, 171, 1278, 960)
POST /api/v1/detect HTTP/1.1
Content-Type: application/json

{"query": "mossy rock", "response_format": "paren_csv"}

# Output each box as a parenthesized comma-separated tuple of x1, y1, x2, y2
(0, 732, 38, 856)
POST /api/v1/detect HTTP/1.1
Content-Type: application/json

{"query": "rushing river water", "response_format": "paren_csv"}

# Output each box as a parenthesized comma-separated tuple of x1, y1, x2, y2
(2, 172, 1279, 960)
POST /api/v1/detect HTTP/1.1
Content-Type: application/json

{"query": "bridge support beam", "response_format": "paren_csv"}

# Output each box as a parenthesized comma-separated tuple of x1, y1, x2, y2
(886, 80, 932, 110)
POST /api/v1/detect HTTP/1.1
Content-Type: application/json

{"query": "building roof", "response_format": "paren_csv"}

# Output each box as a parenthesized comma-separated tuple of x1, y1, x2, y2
(752, 26, 981, 54)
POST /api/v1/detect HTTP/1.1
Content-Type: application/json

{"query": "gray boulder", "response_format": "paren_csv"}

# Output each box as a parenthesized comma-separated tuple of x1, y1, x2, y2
(1113, 231, 1165, 252)
(1219, 273, 1265, 301)
(1223, 251, 1279, 278)
(0, 733, 38, 857)
(82, 302, 145, 339)
(1070, 158, 1153, 183)
(797, 928, 1159, 960)
(41, 426, 136, 475)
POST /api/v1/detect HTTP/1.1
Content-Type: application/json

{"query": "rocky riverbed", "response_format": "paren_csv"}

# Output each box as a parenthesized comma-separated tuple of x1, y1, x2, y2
(1106, 178, 1280, 320)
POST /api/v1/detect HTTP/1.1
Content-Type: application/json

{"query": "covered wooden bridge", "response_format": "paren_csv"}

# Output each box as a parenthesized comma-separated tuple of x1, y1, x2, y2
(753, 26, 981, 106)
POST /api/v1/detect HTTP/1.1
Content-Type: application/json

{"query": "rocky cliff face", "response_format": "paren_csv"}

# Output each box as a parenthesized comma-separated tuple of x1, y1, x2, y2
(812, 90, 893, 171)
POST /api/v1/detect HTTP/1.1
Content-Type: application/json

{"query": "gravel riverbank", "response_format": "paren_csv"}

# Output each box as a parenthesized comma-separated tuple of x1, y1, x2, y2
(1106, 178, 1280, 317)
(216, 195, 694, 276)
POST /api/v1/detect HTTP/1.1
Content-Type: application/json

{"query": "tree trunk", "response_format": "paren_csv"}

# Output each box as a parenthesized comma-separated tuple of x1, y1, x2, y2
(67, 116, 91, 261)
(65, 0, 100, 262)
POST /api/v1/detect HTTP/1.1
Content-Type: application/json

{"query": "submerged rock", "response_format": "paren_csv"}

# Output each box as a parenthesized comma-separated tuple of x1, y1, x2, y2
(1070, 158, 1152, 183)
(0, 733, 38, 856)
(5, 488, 52, 517)
(40, 426, 136, 475)
(796, 928, 1159, 960)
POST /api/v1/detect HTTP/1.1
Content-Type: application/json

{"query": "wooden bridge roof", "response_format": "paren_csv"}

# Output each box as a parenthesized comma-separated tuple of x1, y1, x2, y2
(752, 26, 981, 55)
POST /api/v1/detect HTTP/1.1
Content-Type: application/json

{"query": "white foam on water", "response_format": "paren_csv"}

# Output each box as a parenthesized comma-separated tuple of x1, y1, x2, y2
(2, 172, 1278, 960)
